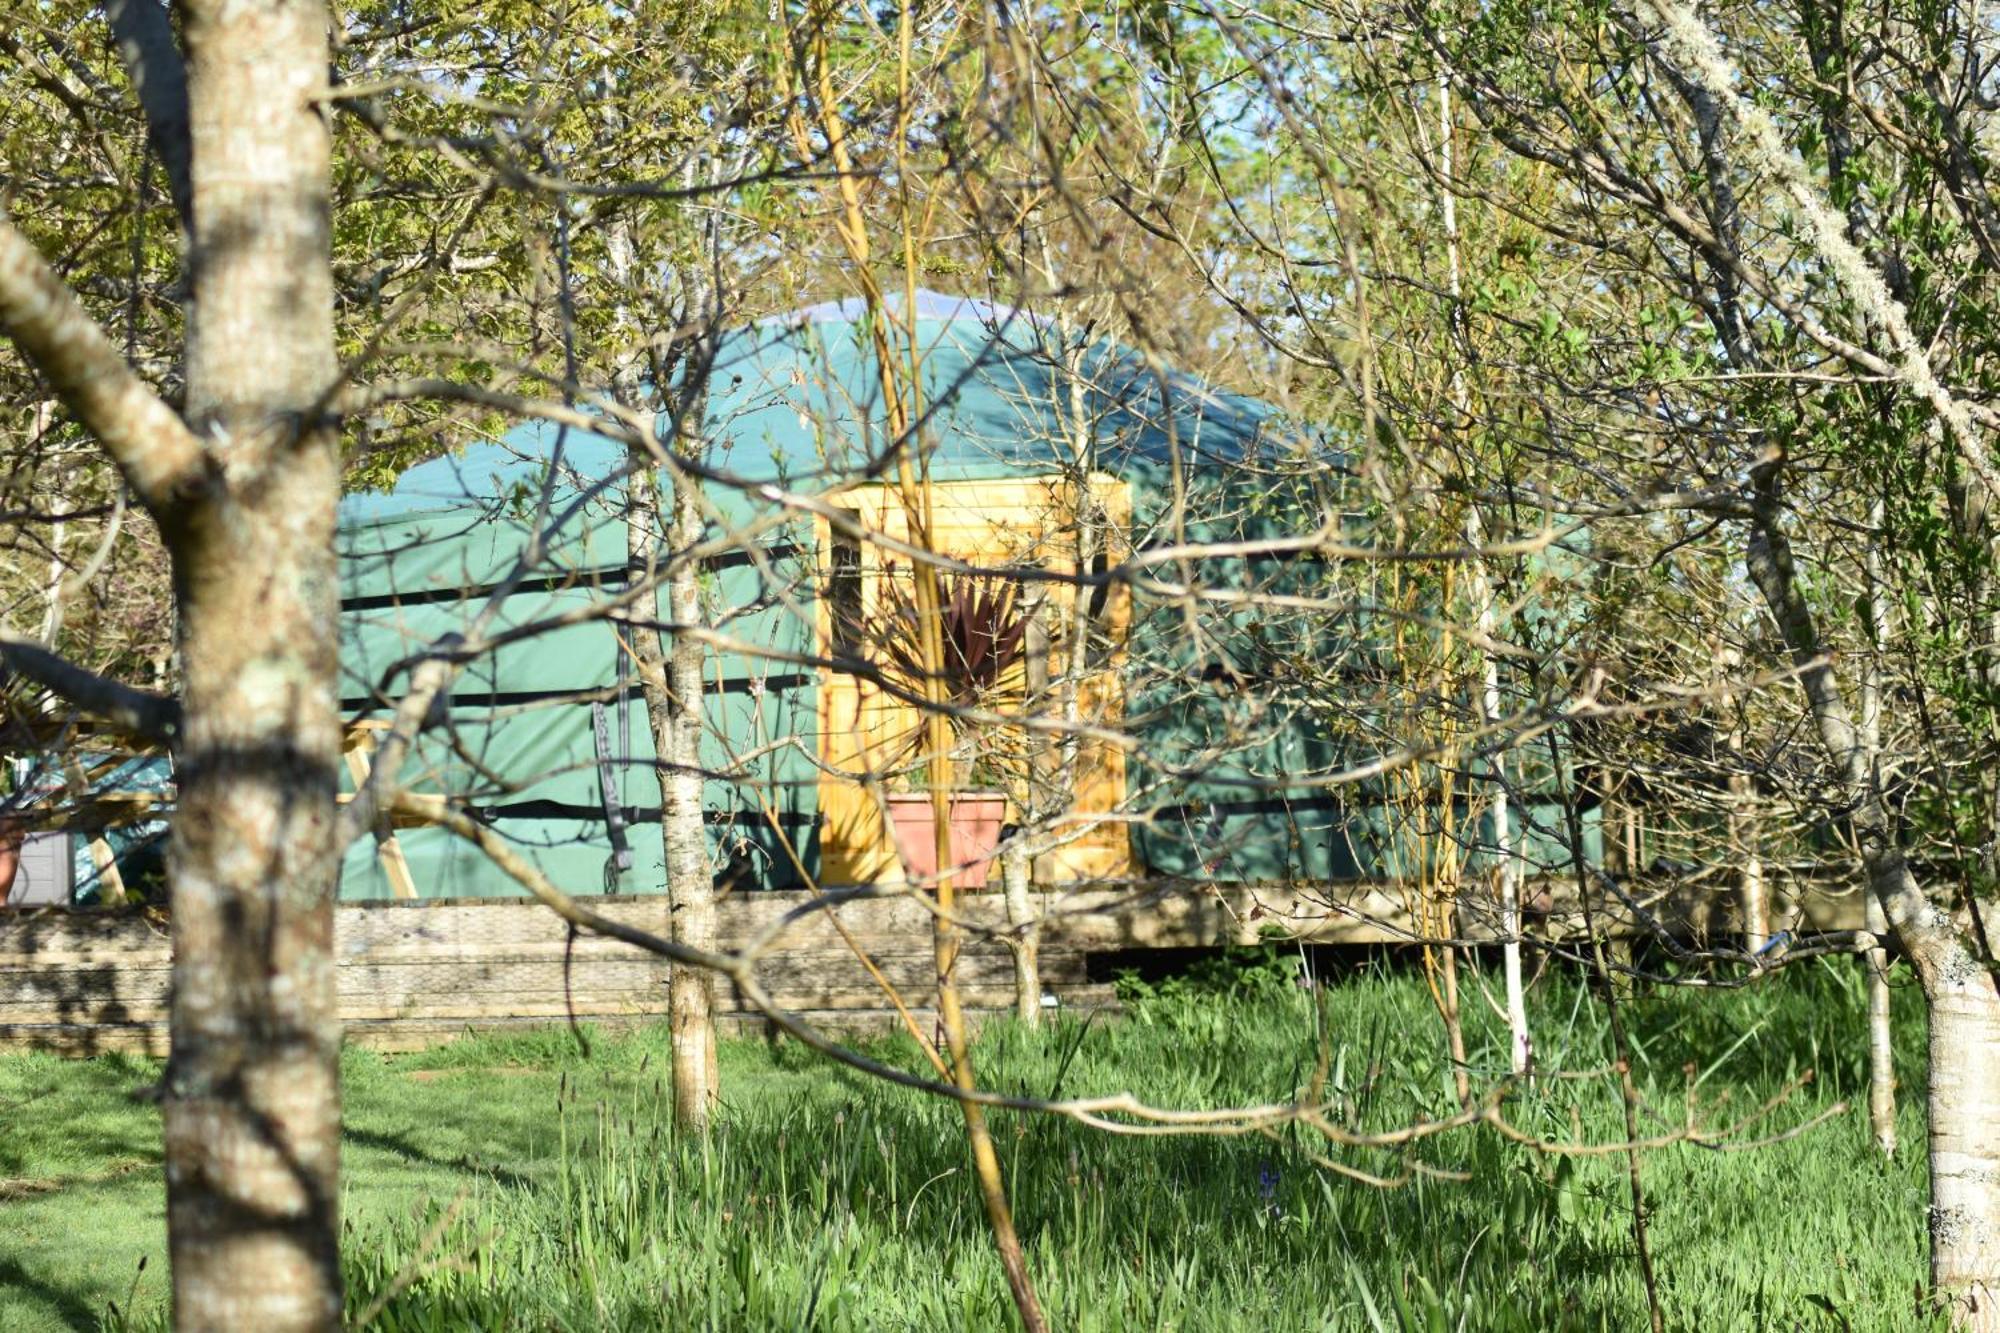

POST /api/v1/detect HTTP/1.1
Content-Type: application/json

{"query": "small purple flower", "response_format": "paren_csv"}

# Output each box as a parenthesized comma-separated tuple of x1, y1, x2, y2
(1256, 1161, 1283, 1218)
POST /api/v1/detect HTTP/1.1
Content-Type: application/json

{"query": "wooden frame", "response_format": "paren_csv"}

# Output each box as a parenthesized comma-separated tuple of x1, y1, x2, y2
(811, 473, 1135, 886)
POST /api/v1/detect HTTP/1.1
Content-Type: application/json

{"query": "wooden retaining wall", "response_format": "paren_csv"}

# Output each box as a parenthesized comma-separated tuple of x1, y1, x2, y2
(0, 874, 1869, 1055)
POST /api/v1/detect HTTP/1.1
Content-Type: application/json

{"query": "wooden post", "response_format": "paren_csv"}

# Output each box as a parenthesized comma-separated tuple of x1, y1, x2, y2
(342, 726, 417, 900)
(87, 832, 126, 905)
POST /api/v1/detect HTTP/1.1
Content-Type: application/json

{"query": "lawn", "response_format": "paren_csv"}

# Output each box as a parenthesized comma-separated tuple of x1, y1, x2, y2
(0, 950, 1942, 1331)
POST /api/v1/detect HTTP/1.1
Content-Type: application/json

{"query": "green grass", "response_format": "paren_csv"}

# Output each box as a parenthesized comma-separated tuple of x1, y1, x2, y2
(0, 952, 1944, 1330)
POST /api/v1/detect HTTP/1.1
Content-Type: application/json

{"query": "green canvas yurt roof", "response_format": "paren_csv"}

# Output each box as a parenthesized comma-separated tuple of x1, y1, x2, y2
(703, 292, 1286, 486)
(339, 290, 1292, 535)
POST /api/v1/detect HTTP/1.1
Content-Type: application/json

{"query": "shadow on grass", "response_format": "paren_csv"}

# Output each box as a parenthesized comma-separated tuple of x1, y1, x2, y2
(0, 1255, 109, 1331)
(341, 1124, 536, 1191)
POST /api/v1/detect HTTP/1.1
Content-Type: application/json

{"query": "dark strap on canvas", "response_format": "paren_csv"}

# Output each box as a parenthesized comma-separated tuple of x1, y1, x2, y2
(592, 697, 633, 883)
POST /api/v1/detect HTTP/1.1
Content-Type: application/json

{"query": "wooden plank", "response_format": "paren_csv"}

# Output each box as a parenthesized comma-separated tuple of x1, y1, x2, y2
(0, 978, 1122, 1056)
(0, 874, 1877, 1056)
(0, 965, 170, 1008)
(0, 878, 1871, 962)
(85, 836, 127, 906)
(0, 1023, 172, 1057)
(343, 741, 419, 899)
(0, 947, 173, 969)
(0, 951, 1083, 1010)
(0, 937, 1091, 1027)
(0, 909, 170, 958)
(9, 791, 169, 834)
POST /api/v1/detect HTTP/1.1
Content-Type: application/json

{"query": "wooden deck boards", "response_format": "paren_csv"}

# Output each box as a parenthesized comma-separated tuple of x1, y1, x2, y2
(0, 871, 1865, 1053)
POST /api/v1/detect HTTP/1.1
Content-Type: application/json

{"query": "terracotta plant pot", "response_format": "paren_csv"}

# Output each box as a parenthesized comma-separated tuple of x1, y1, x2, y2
(885, 792, 1007, 889)
(0, 817, 25, 905)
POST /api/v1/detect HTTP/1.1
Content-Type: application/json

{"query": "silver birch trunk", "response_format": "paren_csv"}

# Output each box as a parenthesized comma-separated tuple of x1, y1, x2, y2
(38, 514, 64, 641)
(1739, 852, 1768, 955)
(1929, 985, 2000, 1327)
(663, 468, 717, 1128)
(1861, 501, 1897, 1155)
(1001, 839, 1039, 1025)
(627, 451, 716, 1131)
(1466, 538, 1530, 1075)
(605, 205, 718, 1131)
(1865, 891, 1898, 1156)
(1729, 770, 1769, 955)
(618, 331, 718, 1140)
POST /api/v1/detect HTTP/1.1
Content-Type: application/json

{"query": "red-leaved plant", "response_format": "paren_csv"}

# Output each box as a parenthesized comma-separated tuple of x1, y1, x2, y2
(864, 566, 1030, 749)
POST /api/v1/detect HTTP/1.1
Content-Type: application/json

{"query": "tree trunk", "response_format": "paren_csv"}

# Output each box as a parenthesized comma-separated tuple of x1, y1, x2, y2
(1465, 527, 1530, 1067)
(1860, 501, 1898, 1157)
(1750, 507, 1999, 1324)
(166, 1, 343, 1326)
(1435, 68, 1531, 1075)
(663, 497, 718, 1131)
(1730, 770, 1769, 955)
(1739, 853, 1768, 954)
(167, 475, 343, 1332)
(1438, 915, 1472, 1105)
(1486, 728, 1532, 1074)
(1866, 890, 1898, 1156)
(1000, 837, 1040, 1026)
(628, 456, 717, 1132)
(1928, 983, 2000, 1327)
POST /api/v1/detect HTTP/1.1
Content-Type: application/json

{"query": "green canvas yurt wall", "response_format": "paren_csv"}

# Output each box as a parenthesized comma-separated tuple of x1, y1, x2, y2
(335, 291, 1593, 900)
(336, 423, 821, 901)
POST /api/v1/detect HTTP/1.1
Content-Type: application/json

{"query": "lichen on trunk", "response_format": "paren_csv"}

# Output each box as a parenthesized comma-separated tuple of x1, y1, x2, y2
(1927, 984, 2000, 1327)
(166, 489, 344, 1332)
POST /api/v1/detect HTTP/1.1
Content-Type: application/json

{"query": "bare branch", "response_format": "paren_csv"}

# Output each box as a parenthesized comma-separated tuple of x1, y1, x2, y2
(0, 629, 180, 743)
(0, 221, 209, 515)
(104, 0, 194, 230)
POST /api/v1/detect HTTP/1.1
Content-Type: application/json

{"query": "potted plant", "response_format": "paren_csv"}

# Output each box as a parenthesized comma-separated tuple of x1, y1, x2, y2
(862, 568, 1029, 889)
